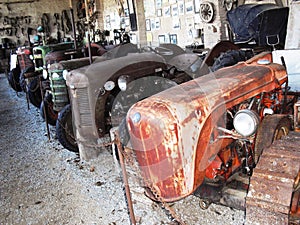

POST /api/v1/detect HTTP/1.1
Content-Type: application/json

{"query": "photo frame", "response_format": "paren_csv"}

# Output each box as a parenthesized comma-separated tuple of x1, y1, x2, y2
(158, 35, 166, 44)
(124, 8, 129, 17)
(172, 4, 178, 17)
(178, 0, 185, 15)
(156, 0, 162, 8)
(151, 19, 156, 30)
(172, 17, 180, 29)
(185, 1, 194, 14)
(169, 34, 178, 44)
(155, 18, 161, 30)
(194, 0, 201, 13)
(105, 15, 110, 23)
(146, 19, 151, 31)
(157, 8, 162, 17)
(164, 6, 171, 17)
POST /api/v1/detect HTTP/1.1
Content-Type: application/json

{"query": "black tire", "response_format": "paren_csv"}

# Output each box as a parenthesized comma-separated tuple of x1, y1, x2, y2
(211, 49, 254, 72)
(56, 104, 79, 153)
(19, 66, 35, 92)
(118, 117, 129, 146)
(7, 66, 22, 92)
(40, 93, 58, 126)
(28, 77, 42, 108)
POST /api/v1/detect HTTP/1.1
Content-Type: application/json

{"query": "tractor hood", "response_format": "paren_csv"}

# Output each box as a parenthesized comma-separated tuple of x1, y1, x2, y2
(65, 52, 168, 159)
(126, 58, 287, 202)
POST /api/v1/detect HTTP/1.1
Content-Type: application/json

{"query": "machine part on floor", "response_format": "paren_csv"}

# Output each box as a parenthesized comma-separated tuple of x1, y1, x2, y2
(246, 132, 300, 225)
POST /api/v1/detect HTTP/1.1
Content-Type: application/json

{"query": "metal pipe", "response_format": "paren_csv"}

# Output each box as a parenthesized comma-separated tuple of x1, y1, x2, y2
(115, 132, 136, 225)
(84, 0, 92, 64)
(69, 8, 77, 50)
(39, 76, 51, 140)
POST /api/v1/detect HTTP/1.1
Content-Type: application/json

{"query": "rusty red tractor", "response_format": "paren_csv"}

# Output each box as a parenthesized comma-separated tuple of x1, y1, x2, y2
(123, 51, 300, 224)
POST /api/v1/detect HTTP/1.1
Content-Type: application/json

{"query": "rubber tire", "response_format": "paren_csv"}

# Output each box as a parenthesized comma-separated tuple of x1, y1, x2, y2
(39, 93, 58, 126)
(118, 117, 129, 146)
(7, 66, 22, 92)
(28, 77, 42, 108)
(56, 104, 79, 153)
(211, 49, 254, 72)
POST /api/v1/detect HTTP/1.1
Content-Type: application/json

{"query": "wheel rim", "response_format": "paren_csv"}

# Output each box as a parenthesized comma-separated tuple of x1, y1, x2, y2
(200, 2, 214, 23)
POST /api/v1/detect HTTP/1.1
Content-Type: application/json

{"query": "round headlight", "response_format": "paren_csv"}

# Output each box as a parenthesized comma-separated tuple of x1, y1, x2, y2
(104, 80, 115, 91)
(42, 69, 48, 79)
(62, 70, 69, 80)
(118, 75, 129, 91)
(52, 72, 60, 79)
(233, 109, 260, 137)
(131, 112, 141, 124)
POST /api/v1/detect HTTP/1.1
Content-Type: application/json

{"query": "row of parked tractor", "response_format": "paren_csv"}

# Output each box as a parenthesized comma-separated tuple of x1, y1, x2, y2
(5, 35, 121, 148)
(4, 3, 300, 224)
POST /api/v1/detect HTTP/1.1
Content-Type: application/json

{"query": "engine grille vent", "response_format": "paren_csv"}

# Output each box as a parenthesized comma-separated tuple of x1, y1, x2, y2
(76, 88, 93, 127)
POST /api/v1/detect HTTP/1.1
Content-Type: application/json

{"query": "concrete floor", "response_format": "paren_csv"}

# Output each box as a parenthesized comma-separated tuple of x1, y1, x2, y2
(0, 73, 245, 225)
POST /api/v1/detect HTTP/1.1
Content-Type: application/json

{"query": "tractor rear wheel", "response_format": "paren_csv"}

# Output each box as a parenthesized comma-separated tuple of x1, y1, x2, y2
(40, 93, 58, 126)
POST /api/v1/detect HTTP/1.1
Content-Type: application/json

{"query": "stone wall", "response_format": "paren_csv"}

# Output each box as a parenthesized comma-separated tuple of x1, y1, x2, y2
(0, 0, 73, 47)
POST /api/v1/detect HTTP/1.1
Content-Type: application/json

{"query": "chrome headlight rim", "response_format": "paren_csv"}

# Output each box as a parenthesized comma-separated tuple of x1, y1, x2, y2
(62, 70, 69, 80)
(42, 69, 48, 79)
(52, 72, 60, 79)
(233, 109, 260, 137)
(104, 80, 115, 91)
(118, 75, 129, 92)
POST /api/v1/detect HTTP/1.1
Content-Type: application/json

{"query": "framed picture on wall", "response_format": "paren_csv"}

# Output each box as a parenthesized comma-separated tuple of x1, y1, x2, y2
(124, 8, 129, 17)
(146, 19, 151, 31)
(172, 4, 178, 17)
(105, 15, 110, 23)
(155, 18, 161, 30)
(194, 0, 201, 13)
(158, 35, 165, 44)
(157, 8, 162, 17)
(156, 0, 162, 8)
(186, 1, 194, 14)
(164, 6, 171, 17)
(178, 0, 185, 15)
(169, 34, 177, 44)
(151, 19, 156, 30)
(172, 17, 180, 29)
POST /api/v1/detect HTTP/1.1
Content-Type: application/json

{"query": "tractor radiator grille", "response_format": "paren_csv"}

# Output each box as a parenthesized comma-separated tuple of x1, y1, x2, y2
(76, 88, 93, 127)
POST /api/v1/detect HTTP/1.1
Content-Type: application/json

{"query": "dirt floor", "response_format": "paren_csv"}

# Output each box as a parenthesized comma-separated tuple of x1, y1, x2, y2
(0, 73, 245, 225)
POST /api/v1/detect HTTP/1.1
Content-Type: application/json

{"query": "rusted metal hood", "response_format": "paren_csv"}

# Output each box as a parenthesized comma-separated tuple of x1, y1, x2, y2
(126, 60, 287, 202)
